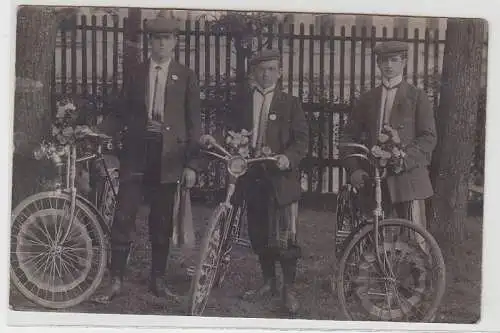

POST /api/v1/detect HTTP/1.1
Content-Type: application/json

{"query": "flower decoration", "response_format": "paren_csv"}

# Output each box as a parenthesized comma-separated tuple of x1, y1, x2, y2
(371, 124, 406, 174)
(225, 129, 252, 158)
(51, 97, 92, 146)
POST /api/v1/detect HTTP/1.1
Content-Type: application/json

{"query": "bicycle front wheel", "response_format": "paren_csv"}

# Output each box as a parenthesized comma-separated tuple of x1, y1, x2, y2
(336, 218, 446, 322)
(10, 191, 107, 309)
(187, 203, 230, 316)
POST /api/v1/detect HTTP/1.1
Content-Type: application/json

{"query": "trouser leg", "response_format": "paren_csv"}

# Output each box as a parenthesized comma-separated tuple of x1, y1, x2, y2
(148, 182, 177, 278)
(110, 173, 143, 278)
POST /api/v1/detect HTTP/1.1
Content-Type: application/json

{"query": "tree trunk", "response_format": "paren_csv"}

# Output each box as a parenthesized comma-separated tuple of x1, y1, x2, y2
(429, 18, 486, 250)
(123, 8, 141, 81)
(11, 6, 61, 207)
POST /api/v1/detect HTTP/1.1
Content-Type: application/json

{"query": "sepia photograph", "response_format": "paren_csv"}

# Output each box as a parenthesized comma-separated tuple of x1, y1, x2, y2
(7, 2, 490, 329)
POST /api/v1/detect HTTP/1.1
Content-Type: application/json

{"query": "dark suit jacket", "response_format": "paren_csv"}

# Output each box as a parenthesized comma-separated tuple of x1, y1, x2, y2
(100, 59, 202, 183)
(342, 81, 437, 203)
(225, 83, 309, 206)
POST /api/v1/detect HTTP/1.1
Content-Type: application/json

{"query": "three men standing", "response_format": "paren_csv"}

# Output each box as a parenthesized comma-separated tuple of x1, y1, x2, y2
(101, 9, 435, 317)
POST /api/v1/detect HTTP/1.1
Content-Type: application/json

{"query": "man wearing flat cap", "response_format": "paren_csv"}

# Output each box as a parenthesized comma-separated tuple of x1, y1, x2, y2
(99, 11, 202, 301)
(224, 49, 309, 314)
(342, 40, 436, 239)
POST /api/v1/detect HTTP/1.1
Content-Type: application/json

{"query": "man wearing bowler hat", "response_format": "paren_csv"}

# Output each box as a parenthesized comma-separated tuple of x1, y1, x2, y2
(225, 49, 309, 314)
(342, 40, 437, 238)
(99, 11, 202, 301)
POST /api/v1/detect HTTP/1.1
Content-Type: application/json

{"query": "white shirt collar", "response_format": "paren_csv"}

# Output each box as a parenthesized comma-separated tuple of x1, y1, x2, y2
(150, 57, 171, 71)
(251, 82, 276, 95)
(382, 75, 403, 89)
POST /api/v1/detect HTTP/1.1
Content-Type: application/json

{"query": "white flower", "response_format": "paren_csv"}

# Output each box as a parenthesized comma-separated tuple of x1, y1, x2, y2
(172, 74, 178, 81)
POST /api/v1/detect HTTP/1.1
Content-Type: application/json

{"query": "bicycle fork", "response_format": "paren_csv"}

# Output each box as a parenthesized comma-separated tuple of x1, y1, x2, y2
(59, 146, 78, 245)
(373, 168, 396, 279)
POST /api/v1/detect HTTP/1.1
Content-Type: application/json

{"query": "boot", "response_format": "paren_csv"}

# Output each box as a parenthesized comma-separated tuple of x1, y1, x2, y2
(243, 254, 278, 299)
(103, 247, 130, 301)
(149, 242, 179, 300)
(280, 257, 300, 314)
(149, 275, 180, 300)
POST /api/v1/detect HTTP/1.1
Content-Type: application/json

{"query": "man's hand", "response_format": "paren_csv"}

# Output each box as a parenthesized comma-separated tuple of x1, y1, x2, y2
(182, 168, 197, 188)
(275, 154, 291, 171)
(147, 120, 163, 133)
(350, 169, 369, 189)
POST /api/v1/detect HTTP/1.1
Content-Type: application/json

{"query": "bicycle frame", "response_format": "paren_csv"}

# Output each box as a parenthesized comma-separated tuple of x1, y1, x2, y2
(338, 142, 394, 277)
(37, 133, 119, 243)
(199, 134, 279, 274)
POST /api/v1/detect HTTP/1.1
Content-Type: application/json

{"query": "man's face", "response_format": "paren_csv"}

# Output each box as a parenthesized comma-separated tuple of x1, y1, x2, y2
(252, 59, 281, 89)
(150, 33, 177, 62)
(377, 54, 407, 79)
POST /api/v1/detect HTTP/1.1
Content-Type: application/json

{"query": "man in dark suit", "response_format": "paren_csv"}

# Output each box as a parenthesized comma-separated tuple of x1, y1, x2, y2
(225, 49, 309, 314)
(342, 40, 437, 235)
(100, 12, 202, 301)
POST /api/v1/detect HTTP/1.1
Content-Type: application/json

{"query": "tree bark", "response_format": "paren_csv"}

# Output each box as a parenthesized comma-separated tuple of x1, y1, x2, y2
(11, 6, 76, 207)
(123, 8, 141, 80)
(430, 18, 486, 249)
(12, 6, 60, 207)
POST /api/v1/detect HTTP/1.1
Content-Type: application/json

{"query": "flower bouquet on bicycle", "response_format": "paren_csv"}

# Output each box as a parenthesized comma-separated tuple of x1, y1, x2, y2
(11, 97, 122, 310)
(334, 126, 446, 322)
(186, 130, 284, 316)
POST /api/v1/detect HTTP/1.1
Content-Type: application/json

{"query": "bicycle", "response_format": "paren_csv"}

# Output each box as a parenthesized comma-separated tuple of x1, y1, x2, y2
(334, 142, 446, 322)
(187, 134, 279, 316)
(10, 127, 121, 309)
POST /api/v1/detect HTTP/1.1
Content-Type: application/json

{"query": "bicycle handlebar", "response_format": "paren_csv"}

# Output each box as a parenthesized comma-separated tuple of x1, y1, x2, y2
(338, 142, 389, 179)
(199, 134, 280, 177)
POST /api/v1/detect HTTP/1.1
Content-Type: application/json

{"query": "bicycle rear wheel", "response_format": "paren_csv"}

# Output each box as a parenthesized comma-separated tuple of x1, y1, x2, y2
(187, 203, 230, 316)
(10, 191, 107, 309)
(336, 218, 446, 322)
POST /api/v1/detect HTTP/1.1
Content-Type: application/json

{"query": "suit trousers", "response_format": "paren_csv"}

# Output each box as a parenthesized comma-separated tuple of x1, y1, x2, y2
(110, 132, 177, 278)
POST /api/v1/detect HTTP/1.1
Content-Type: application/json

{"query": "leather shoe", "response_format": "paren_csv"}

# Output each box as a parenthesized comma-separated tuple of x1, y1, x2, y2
(149, 276, 179, 300)
(242, 278, 278, 300)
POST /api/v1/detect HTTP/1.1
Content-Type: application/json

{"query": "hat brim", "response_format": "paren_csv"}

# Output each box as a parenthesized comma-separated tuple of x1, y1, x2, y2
(144, 20, 180, 34)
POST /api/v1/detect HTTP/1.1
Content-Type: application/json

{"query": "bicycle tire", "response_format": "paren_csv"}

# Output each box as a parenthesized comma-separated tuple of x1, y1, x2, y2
(336, 218, 446, 322)
(187, 203, 230, 316)
(213, 204, 244, 288)
(10, 191, 107, 309)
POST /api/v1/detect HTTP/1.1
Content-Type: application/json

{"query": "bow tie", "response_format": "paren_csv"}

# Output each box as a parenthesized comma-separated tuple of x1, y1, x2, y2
(253, 86, 275, 96)
(382, 82, 402, 90)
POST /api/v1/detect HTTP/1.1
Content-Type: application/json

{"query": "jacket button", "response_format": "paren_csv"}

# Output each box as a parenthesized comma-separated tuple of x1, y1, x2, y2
(165, 126, 171, 130)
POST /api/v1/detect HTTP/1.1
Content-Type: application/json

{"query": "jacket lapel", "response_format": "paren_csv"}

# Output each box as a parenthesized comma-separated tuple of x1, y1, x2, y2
(372, 86, 383, 140)
(264, 89, 284, 146)
(240, 83, 254, 132)
(388, 81, 408, 127)
(139, 59, 150, 114)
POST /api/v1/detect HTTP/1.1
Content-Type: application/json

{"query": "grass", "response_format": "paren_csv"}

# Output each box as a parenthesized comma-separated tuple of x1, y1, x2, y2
(9, 202, 482, 323)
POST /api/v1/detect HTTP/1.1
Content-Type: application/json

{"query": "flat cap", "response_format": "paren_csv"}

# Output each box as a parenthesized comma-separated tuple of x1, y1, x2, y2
(249, 49, 280, 66)
(144, 11, 180, 34)
(373, 41, 409, 55)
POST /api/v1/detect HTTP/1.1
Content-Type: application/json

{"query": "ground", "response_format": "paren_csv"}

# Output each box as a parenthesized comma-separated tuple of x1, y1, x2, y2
(9, 202, 482, 323)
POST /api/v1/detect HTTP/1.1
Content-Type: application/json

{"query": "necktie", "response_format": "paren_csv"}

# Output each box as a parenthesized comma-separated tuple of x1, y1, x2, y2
(151, 65, 162, 122)
(379, 83, 400, 134)
(255, 88, 274, 150)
